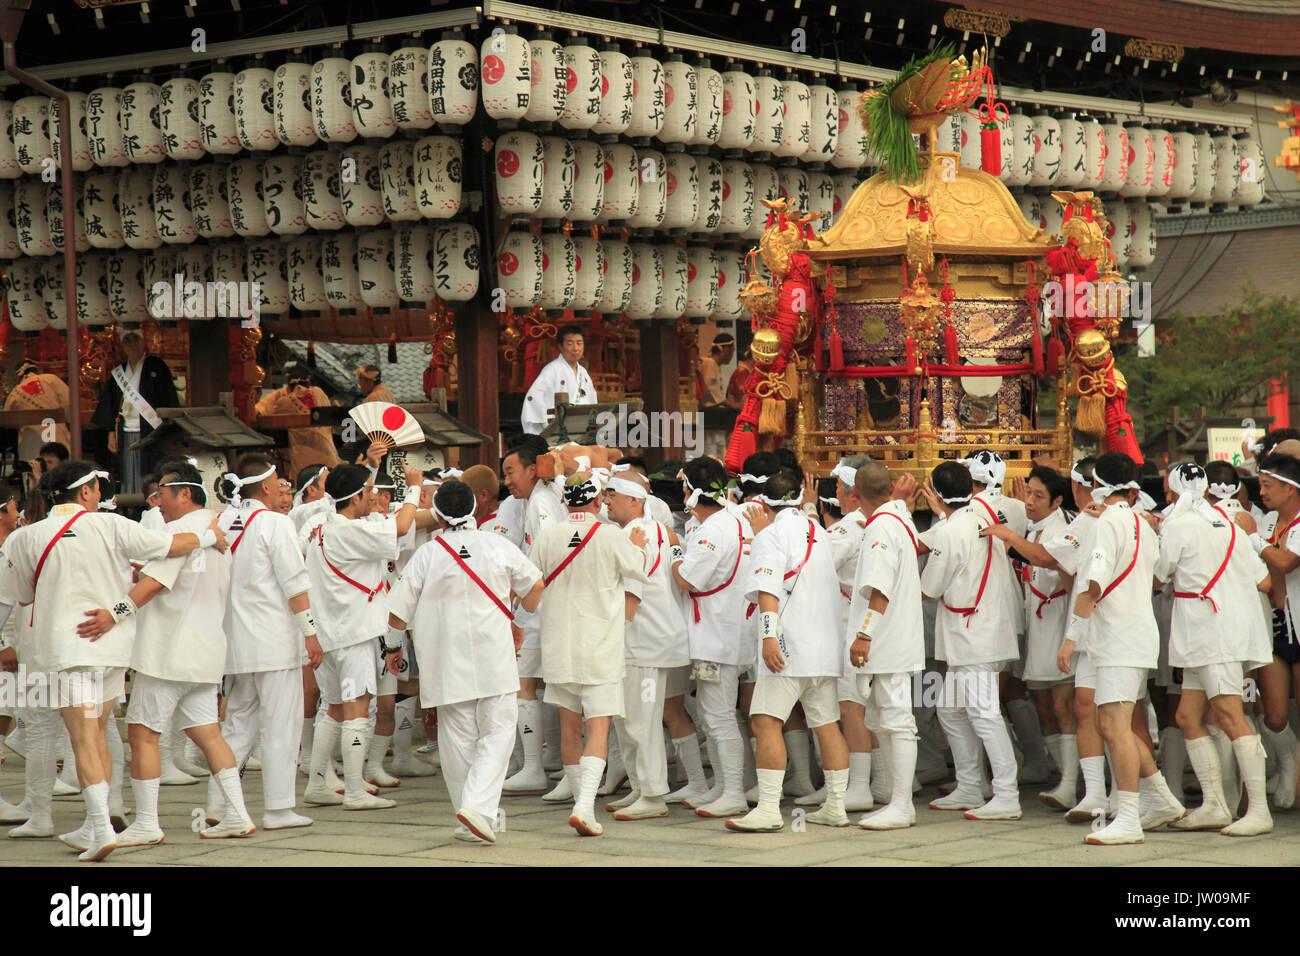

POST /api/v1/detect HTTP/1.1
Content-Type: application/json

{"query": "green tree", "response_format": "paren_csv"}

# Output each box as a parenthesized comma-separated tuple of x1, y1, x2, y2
(1119, 285, 1300, 441)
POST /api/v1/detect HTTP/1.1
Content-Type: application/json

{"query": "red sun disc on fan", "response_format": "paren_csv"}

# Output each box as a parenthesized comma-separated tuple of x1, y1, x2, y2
(382, 406, 407, 431)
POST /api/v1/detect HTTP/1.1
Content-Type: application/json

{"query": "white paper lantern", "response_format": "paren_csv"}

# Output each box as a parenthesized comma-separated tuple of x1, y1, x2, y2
(997, 112, 1030, 186)
(597, 49, 634, 137)
(628, 149, 666, 230)
(1081, 117, 1105, 186)
(274, 61, 317, 147)
(1103, 199, 1131, 269)
(302, 149, 345, 231)
(357, 228, 397, 309)
(719, 70, 756, 152)
(1211, 131, 1239, 205)
(595, 239, 632, 315)
(831, 173, 860, 224)
(600, 143, 639, 223)
(805, 84, 838, 163)
(655, 244, 687, 319)
(628, 56, 665, 140)
(1018, 192, 1045, 232)
(807, 170, 835, 234)
(160, 78, 204, 161)
(1190, 129, 1216, 204)
(955, 110, 981, 171)
(934, 110, 962, 154)
(571, 139, 605, 223)
(190, 164, 234, 239)
(311, 57, 357, 143)
(537, 136, 576, 221)
(140, 248, 174, 319)
(86, 87, 130, 168)
(414, 135, 463, 219)
(46, 182, 89, 253)
(624, 243, 663, 320)
(1056, 117, 1085, 188)
(1119, 123, 1154, 198)
(232, 67, 277, 152)
(83, 173, 123, 249)
(46, 92, 93, 172)
(539, 232, 577, 310)
(1028, 113, 1062, 188)
(662, 153, 699, 231)
(245, 240, 289, 315)
(379, 140, 420, 222)
(390, 47, 433, 131)
(0, 102, 21, 178)
(1127, 201, 1155, 269)
(777, 166, 809, 212)
(719, 159, 754, 235)
(152, 165, 196, 245)
(75, 252, 112, 326)
(495, 131, 543, 216)
(117, 83, 165, 165)
(262, 155, 307, 236)
(352, 51, 395, 139)
(692, 65, 723, 148)
(751, 73, 783, 155)
(658, 58, 697, 146)
(341, 145, 385, 226)
(210, 242, 251, 322)
(776, 79, 810, 159)
(432, 223, 479, 302)
(1167, 129, 1197, 201)
(571, 236, 604, 311)
(1040, 196, 1064, 242)
(712, 249, 746, 321)
(42, 258, 67, 328)
(118, 168, 161, 250)
(1235, 133, 1266, 207)
(0, 185, 17, 259)
(832, 88, 866, 169)
(288, 235, 327, 311)
(1150, 127, 1175, 199)
(691, 156, 723, 235)
(6, 258, 45, 330)
(684, 246, 718, 318)
(227, 159, 269, 237)
(428, 37, 478, 126)
(747, 163, 779, 239)
(480, 32, 530, 121)
(524, 38, 566, 125)
(497, 231, 542, 308)
(14, 96, 51, 175)
(16, 181, 56, 256)
(322, 232, 363, 309)
(199, 72, 240, 156)
(1099, 121, 1129, 193)
(559, 45, 601, 133)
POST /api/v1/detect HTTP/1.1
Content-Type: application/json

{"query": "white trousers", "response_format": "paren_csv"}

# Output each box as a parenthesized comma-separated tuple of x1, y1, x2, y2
(221, 668, 303, 812)
(614, 664, 669, 797)
(696, 663, 743, 746)
(20, 706, 59, 821)
(437, 693, 517, 823)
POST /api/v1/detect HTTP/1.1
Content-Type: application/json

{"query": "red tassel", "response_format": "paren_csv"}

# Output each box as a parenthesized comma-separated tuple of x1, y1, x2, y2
(944, 322, 959, 365)
(980, 126, 1001, 175)
(1046, 336, 1064, 378)
(905, 335, 917, 372)
(829, 328, 844, 372)
(1030, 327, 1044, 376)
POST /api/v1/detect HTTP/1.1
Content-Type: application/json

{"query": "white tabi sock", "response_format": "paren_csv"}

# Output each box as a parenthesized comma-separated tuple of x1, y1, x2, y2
(83, 780, 113, 842)
(393, 698, 417, 760)
(848, 751, 872, 794)
(300, 717, 316, 767)
(672, 734, 707, 791)
(309, 717, 342, 788)
(215, 767, 251, 822)
(1080, 754, 1106, 802)
(341, 718, 370, 797)
(575, 756, 605, 819)
(1184, 734, 1226, 811)
(105, 720, 125, 811)
(365, 734, 392, 776)
(518, 698, 544, 773)
(131, 777, 160, 831)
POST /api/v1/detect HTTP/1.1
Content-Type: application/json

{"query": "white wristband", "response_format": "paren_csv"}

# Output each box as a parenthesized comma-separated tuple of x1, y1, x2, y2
(758, 610, 780, 641)
(196, 528, 217, 549)
(1250, 533, 1269, 555)
(294, 608, 316, 639)
(857, 609, 878, 640)
(109, 595, 138, 624)
(383, 624, 405, 651)
(403, 486, 421, 507)
(670, 545, 684, 564)
(1065, 612, 1089, 643)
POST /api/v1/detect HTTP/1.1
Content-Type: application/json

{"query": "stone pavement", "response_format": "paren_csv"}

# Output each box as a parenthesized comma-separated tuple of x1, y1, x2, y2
(2, 745, 1299, 866)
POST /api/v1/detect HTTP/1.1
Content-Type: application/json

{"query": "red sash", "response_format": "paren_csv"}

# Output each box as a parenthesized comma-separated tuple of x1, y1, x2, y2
(1172, 505, 1236, 614)
(31, 509, 90, 625)
(746, 518, 816, 618)
(544, 521, 601, 586)
(317, 526, 384, 602)
(688, 516, 744, 623)
(436, 536, 513, 620)
(644, 523, 666, 578)
(1270, 514, 1300, 549)
(866, 508, 920, 554)
(942, 508, 995, 628)
(1020, 527, 1067, 618)
(477, 512, 497, 528)
(1096, 514, 1142, 605)
(229, 508, 268, 555)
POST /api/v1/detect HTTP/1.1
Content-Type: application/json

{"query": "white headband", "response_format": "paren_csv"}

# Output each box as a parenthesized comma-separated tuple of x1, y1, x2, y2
(938, 492, 972, 505)
(819, 494, 839, 505)
(98, 498, 117, 511)
(1090, 477, 1141, 505)
(67, 468, 109, 490)
(1261, 469, 1300, 490)
(161, 480, 204, 490)
(964, 452, 1006, 490)
(830, 460, 858, 490)
(1208, 481, 1241, 500)
(293, 465, 329, 508)
(1069, 465, 1091, 487)
(223, 465, 276, 507)
(683, 476, 724, 509)
(433, 502, 475, 528)
(756, 493, 801, 508)
(738, 472, 768, 487)
(438, 468, 463, 480)
(608, 476, 648, 500)
(1165, 462, 1207, 524)
(611, 462, 633, 474)
(336, 481, 371, 503)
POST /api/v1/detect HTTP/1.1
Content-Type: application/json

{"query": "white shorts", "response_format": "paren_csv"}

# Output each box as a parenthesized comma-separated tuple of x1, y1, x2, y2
(1073, 652, 1097, 691)
(125, 673, 219, 732)
(1095, 666, 1148, 706)
(665, 665, 691, 699)
(749, 675, 839, 728)
(317, 642, 379, 705)
(545, 681, 624, 719)
(53, 666, 126, 711)
(837, 673, 867, 706)
(1026, 678, 1070, 692)
(517, 647, 543, 680)
(860, 671, 918, 736)
(1181, 661, 1245, 700)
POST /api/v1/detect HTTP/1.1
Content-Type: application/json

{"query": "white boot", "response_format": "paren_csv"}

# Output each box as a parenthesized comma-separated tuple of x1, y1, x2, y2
(695, 737, 749, 818)
(503, 698, 548, 793)
(542, 702, 564, 773)
(1066, 754, 1110, 823)
(542, 764, 577, 802)
(173, 728, 209, 777)
(1086, 790, 1144, 845)
(684, 737, 723, 809)
(1170, 734, 1231, 830)
(392, 699, 435, 776)
(1222, 735, 1273, 837)
(1138, 770, 1186, 830)
(1262, 723, 1299, 809)
(116, 777, 165, 847)
(341, 719, 396, 810)
(605, 788, 641, 812)
(158, 724, 198, 786)
(859, 733, 917, 830)
(1159, 727, 1187, 804)
(303, 716, 344, 805)
(665, 734, 709, 805)
(1039, 734, 1079, 810)
(1207, 725, 1240, 811)
(364, 733, 401, 788)
(613, 794, 669, 820)
(597, 733, 628, 796)
(298, 717, 316, 777)
(105, 720, 129, 830)
(931, 708, 984, 810)
(77, 781, 117, 862)
(805, 768, 850, 827)
(726, 767, 785, 831)
(782, 730, 816, 797)
(568, 755, 606, 836)
(869, 743, 893, 805)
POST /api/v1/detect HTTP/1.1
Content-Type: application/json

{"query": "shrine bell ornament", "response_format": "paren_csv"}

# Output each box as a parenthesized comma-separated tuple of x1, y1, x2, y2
(357, 228, 398, 309)
(288, 234, 328, 311)
(661, 152, 700, 233)
(776, 77, 811, 160)
(627, 148, 666, 230)
(227, 158, 270, 237)
(658, 56, 698, 148)
(160, 77, 204, 161)
(5, 258, 45, 331)
(624, 243, 663, 320)
(712, 249, 746, 321)
(83, 173, 124, 249)
(234, 66, 278, 152)
(389, 47, 433, 132)
(414, 135, 463, 219)
(692, 63, 723, 148)
(570, 138, 605, 223)
(14, 96, 51, 175)
(0, 101, 21, 178)
(719, 69, 756, 152)
(571, 235, 605, 312)
(311, 56, 357, 143)
(244, 240, 290, 315)
(352, 49, 396, 140)
(273, 61, 318, 147)
(1056, 116, 1085, 188)
(594, 239, 633, 315)
(599, 142, 640, 223)
(1234, 133, 1266, 207)
(627, 55, 666, 142)
(751, 71, 784, 156)
(496, 230, 543, 308)
(655, 243, 688, 320)
(1210, 130, 1239, 205)
(596, 48, 634, 138)
(395, 223, 437, 305)
(302, 149, 345, 231)
(119, 83, 165, 165)
(539, 232, 578, 311)
(1029, 112, 1062, 188)
(1119, 123, 1154, 198)
(117, 168, 162, 250)
(805, 83, 839, 163)
(684, 246, 719, 319)
(538, 136, 577, 221)
(1190, 128, 1217, 205)
(494, 130, 543, 217)
(1127, 201, 1156, 269)
(48, 93, 95, 172)
(379, 139, 421, 222)
(525, 36, 567, 125)
(432, 222, 479, 302)
(719, 159, 755, 235)
(152, 164, 198, 245)
(261, 154, 308, 236)
(428, 35, 478, 126)
(1150, 126, 1175, 199)
(198, 72, 241, 156)
(480, 31, 530, 122)
(189, 163, 235, 239)
(340, 144, 386, 227)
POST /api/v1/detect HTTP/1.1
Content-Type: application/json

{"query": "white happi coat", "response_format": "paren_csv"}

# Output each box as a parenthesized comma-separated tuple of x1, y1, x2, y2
(521, 356, 597, 435)
(305, 511, 399, 653)
(847, 500, 925, 676)
(678, 506, 748, 666)
(1021, 507, 1072, 682)
(621, 515, 690, 669)
(1079, 502, 1159, 668)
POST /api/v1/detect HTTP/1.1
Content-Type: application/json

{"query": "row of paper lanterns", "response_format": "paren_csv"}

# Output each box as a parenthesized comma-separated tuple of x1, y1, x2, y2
(4, 223, 482, 330)
(1016, 194, 1158, 270)
(934, 112, 1267, 206)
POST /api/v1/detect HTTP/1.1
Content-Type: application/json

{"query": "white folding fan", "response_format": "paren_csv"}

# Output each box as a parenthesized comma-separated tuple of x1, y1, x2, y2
(348, 401, 425, 448)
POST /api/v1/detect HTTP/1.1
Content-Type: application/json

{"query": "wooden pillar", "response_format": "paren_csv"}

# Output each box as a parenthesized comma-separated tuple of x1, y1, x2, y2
(187, 320, 231, 407)
(454, 303, 499, 467)
(638, 322, 680, 468)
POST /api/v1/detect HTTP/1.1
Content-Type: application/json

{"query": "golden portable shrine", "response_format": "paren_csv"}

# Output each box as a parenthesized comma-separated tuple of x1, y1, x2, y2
(724, 46, 1142, 479)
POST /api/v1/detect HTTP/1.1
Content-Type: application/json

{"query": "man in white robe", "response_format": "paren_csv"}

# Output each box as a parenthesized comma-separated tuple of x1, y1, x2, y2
(521, 325, 597, 435)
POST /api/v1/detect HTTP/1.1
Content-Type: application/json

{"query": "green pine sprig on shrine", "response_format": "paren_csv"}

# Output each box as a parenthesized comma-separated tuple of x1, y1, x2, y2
(861, 42, 957, 184)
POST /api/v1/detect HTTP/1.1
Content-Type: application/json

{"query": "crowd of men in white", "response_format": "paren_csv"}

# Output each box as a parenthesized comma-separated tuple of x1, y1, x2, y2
(1, 426, 1300, 861)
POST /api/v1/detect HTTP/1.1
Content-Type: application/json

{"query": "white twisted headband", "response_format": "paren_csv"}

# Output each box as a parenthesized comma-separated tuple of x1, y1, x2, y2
(433, 502, 475, 528)
(830, 459, 857, 490)
(223, 465, 276, 507)
(608, 476, 647, 500)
